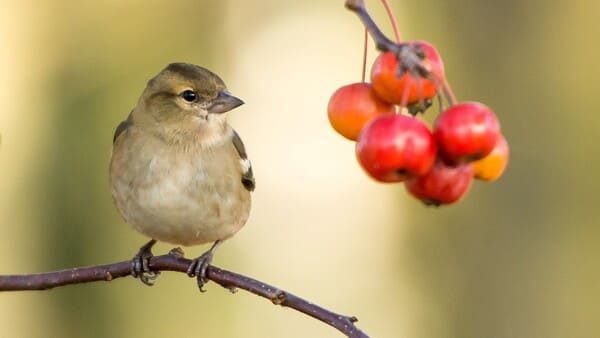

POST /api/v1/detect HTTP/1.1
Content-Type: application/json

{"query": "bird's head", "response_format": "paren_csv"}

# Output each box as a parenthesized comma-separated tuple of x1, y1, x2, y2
(133, 63, 244, 143)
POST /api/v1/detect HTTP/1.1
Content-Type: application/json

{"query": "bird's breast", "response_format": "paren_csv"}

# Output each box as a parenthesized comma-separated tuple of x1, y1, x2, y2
(110, 130, 251, 246)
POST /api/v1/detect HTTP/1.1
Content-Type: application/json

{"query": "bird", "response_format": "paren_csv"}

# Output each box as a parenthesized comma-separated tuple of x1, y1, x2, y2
(109, 62, 255, 290)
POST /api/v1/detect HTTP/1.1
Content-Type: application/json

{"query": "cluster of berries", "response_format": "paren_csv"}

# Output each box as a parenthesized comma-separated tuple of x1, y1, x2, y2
(327, 39, 509, 206)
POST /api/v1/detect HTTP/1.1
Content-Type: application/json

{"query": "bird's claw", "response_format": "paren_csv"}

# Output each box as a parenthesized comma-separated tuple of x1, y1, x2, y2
(131, 239, 160, 286)
(186, 240, 222, 292)
(186, 250, 214, 292)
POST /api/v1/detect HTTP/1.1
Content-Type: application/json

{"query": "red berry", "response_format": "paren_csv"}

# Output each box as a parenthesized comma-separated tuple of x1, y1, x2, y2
(356, 114, 437, 183)
(328, 83, 396, 141)
(434, 102, 500, 164)
(405, 160, 474, 206)
(371, 40, 444, 105)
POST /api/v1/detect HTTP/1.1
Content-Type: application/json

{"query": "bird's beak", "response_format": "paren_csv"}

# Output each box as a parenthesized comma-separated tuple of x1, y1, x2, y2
(207, 91, 244, 114)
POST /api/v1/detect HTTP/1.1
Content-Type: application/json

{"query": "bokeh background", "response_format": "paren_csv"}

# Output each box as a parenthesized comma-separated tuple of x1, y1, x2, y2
(1, 0, 599, 337)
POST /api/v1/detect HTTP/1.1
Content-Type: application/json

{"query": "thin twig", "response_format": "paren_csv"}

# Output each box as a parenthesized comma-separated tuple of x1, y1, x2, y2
(0, 254, 369, 338)
(345, 0, 427, 85)
(345, 0, 401, 53)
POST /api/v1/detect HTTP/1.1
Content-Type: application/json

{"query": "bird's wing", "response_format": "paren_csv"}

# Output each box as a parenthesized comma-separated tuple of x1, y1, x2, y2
(232, 129, 255, 192)
(113, 111, 133, 143)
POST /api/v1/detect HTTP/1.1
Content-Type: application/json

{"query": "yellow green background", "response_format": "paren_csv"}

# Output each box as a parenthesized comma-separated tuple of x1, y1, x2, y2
(1, 0, 598, 337)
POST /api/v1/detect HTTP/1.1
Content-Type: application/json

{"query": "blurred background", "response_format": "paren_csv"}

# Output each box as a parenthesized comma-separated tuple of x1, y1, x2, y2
(1, 0, 599, 337)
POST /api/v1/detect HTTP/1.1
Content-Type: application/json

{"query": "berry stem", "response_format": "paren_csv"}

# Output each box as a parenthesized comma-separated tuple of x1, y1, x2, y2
(361, 28, 368, 82)
(380, 0, 401, 42)
(428, 72, 458, 107)
(441, 77, 458, 106)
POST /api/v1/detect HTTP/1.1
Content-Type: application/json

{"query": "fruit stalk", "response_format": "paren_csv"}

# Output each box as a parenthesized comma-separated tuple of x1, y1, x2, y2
(361, 28, 368, 82)
(380, 0, 401, 42)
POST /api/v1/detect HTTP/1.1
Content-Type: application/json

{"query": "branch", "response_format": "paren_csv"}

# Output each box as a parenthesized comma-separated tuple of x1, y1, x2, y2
(345, 0, 403, 53)
(0, 254, 369, 338)
(345, 0, 427, 79)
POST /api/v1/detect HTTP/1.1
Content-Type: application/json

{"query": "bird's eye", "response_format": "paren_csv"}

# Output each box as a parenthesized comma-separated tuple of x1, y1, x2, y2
(181, 90, 197, 102)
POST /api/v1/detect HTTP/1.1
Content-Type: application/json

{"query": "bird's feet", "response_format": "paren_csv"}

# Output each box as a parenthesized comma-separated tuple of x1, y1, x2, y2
(187, 240, 222, 292)
(131, 239, 160, 286)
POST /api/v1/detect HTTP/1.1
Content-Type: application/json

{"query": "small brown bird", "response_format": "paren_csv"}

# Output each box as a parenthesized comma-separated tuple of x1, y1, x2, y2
(110, 63, 254, 290)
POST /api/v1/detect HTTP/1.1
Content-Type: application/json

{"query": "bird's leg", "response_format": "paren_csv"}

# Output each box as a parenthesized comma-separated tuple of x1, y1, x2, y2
(187, 240, 223, 292)
(131, 239, 160, 286)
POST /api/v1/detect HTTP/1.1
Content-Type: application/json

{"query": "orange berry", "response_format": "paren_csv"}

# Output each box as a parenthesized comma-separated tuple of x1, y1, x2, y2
(472, 134, 509, 181)
(327, 82, 395, 141)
